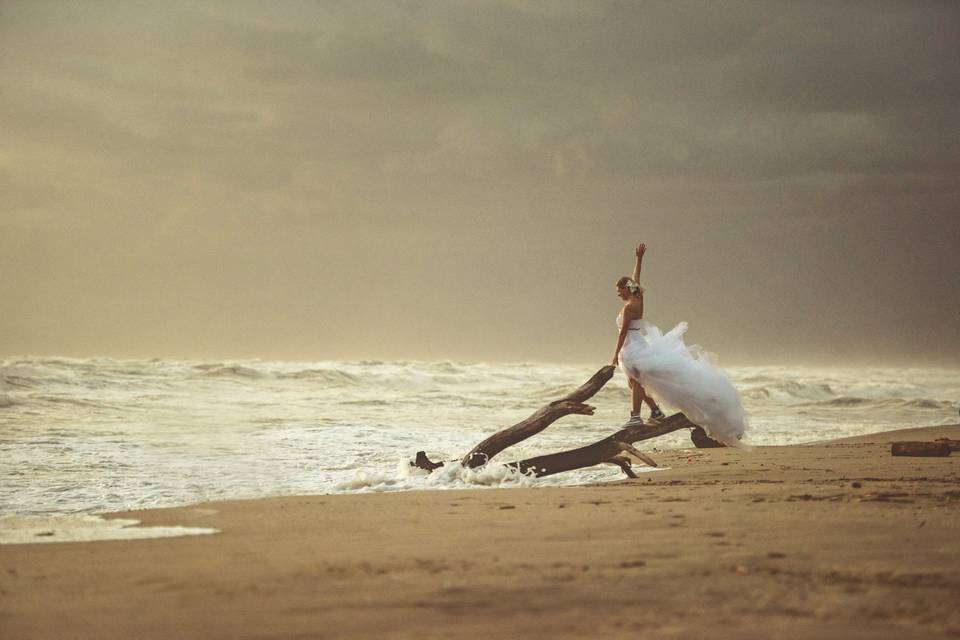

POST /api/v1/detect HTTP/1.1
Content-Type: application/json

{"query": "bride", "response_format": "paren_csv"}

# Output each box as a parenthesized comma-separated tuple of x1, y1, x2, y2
(611, 243, 748, 446)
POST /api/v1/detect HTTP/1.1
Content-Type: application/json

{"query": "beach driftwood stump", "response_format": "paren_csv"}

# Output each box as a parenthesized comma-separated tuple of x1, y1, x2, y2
(891, 441, 952, 457)
(412, 365, 701, 478)
(690, 426, 726, 448)
(934, 438, 960, 452)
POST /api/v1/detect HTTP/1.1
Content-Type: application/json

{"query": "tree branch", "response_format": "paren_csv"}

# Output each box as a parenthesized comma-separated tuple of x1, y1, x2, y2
(410, 368, 702, 480)
(507, 413, 694, 477)
(460, 365, 615, 468)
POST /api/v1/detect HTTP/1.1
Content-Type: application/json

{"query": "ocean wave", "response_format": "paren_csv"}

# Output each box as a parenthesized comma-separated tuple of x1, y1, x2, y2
(427, 361, 469, 375)
(192, 365, 267, 380)
(737, 378, 958, 407)
(336, 459, 542, 492)
(531, 384, 581, 400)
(276, 368, 360, 384)
(0, 514, 218, 545)
(30, 395, 125, 410)
(740, 374, 777, 383)
(820, 396, 870, 406)
(2, 355, 958, 519)
(0, 367, 80, 388)
(904, 398, 951, 409)
(810, 396, 952, 410)
(740, 381, 835, 402)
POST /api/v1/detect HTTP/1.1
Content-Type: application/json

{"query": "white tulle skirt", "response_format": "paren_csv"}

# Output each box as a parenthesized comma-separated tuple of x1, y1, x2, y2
(618, 320, 748, 447)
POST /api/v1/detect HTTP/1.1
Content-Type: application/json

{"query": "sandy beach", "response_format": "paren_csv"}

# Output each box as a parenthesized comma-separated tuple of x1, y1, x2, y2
(2, 424, 958, 639)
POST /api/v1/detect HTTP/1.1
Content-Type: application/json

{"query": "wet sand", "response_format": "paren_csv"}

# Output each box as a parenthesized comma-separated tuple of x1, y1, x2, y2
(2, 424, 958, 639)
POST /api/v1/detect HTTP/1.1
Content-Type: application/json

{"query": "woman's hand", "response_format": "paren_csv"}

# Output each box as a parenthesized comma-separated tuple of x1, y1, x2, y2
(611, 354, 620, 367)
(633, 243, 646, 283)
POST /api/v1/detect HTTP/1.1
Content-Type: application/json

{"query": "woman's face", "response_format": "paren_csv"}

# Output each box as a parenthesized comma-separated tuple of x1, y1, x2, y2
(616, 285, 630, 300)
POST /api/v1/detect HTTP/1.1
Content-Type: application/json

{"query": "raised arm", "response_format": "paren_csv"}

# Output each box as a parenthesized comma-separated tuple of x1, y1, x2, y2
(632, 243, 646, 283)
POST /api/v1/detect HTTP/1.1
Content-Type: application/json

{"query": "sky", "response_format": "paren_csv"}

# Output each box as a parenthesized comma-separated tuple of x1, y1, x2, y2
(1, 1, 958, 366)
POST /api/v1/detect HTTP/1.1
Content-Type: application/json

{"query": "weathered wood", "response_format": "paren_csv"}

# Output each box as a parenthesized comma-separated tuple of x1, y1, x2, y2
(690, 426, 726, 448)
(934, 438, 960, 452)
(413, 412, 698, 477)
(605, 457, 638, 478)
(507, 413, 696, 477)
(460, 365, 615, 468)
(410, 366, 710, 479)
(891, 441, 951, 457)
(616, 442, 659, 468)
(413, 451, 444, 471)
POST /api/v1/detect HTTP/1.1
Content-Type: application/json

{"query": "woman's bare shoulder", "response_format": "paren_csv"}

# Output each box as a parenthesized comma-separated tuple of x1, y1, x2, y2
(622, 301, 643, 317)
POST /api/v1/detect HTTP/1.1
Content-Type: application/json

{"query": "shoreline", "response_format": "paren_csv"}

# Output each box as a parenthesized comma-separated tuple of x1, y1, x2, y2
(2, 424, 958, 639)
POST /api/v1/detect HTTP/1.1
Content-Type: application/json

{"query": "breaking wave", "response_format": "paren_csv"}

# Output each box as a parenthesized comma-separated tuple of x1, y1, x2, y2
(814, 396, 950, 410)
(1, 356, 957, 518)
(193, 364, 267, 379)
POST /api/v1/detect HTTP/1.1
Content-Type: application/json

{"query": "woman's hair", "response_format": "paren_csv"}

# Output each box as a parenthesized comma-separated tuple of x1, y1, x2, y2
(616, 276, 644, 297)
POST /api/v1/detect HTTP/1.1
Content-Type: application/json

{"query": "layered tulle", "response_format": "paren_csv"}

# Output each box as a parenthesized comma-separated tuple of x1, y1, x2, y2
(618, 319, 748, 446)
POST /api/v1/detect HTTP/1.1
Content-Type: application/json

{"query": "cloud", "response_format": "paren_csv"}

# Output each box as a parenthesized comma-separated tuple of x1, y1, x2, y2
(1, 1, 958, 362)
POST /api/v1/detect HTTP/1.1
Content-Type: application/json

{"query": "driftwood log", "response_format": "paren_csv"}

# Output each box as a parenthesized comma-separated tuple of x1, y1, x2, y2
(412, 365, 702, 479)
(934, 438, 960, 452)
(891, 441, 952, 457)
(507, 412, 696, 477)
(461, 366, 615, 468)
(690, 426, 726, 448)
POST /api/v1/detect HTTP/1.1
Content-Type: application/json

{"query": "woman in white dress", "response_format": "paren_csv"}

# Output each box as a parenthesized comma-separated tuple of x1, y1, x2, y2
(611, 243, 748, 446)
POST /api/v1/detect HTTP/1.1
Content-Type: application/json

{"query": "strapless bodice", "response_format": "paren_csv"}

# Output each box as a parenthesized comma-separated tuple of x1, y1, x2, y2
(616, 314, 647, 331)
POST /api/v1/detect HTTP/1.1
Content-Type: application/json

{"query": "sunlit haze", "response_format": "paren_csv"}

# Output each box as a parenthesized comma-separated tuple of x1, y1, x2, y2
(2, 1, 958, 365)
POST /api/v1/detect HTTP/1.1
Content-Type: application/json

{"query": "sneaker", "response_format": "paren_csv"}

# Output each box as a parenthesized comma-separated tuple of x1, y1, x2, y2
(649, 408, 665, 422)
(624, 413, 645, 427)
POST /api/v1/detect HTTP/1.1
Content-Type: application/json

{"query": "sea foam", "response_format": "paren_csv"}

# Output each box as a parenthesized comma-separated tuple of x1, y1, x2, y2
(1, 357, 957, 518)
(0, 514, 217, 545)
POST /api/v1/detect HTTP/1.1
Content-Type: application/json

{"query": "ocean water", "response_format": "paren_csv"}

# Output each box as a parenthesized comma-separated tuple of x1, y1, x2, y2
(2, 357, 958, 521)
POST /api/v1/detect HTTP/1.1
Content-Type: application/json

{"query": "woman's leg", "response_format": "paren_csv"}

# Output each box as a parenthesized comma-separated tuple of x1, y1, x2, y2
(642, 388, 660, 412)
(631, 378, 661, 414)
(628, 378, 643, 415)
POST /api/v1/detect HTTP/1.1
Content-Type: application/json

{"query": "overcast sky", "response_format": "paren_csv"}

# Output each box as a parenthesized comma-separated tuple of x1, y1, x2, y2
(1, 1, 958, 365)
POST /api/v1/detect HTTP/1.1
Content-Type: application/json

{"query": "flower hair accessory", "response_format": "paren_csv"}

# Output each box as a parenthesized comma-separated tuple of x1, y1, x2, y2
(626, 280, 641, 294)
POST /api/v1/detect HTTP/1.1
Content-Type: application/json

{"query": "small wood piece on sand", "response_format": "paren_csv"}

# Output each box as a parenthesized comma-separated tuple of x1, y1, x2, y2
(890, 441, 951, 457)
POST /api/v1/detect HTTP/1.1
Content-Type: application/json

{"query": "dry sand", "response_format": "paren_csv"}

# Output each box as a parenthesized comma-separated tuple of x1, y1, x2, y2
(2, 425, 959, 639)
